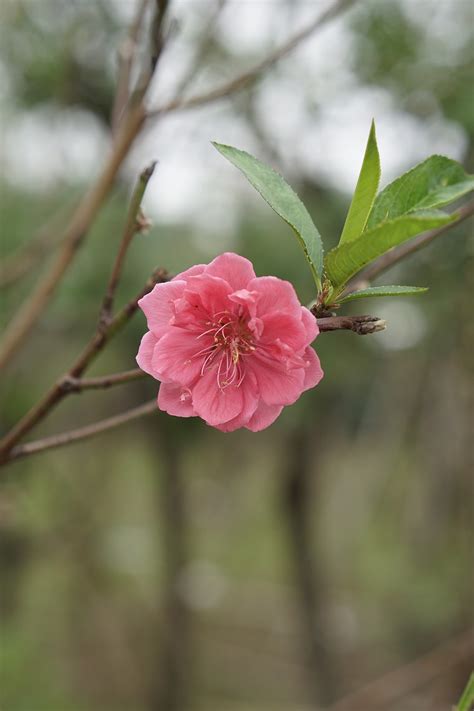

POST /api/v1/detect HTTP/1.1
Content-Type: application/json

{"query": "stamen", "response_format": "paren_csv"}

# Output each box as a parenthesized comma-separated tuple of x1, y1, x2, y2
(194, 312, 256, 388)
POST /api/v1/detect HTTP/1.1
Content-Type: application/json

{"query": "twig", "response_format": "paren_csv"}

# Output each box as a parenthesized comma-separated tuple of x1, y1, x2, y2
(343, 200, 474, 296)
(99, 161, 157, 327)
(316, 314, 386, 335)
(61, 369, 146, 392)
(111, 0, 150, 133)
(6, 400, 158, 464)
(0, 268, 169, 464)
(147, 0, 357, 118)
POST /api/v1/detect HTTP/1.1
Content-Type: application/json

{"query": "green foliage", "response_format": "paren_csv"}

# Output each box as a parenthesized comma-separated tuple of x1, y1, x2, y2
(215, 133, 473, 306)
(339, 120, 380, 244)
(367, 156, 474, 229)
(325, 210, 455, 294)
(213, 142, 324, 289)
(339, 285, 428, 303)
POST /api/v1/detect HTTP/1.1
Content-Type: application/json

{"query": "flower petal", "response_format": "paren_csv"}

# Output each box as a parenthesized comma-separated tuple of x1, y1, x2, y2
(245, 401, 283, 432)
(214, 374, 259, 432)
(302, 346, 324, 391)
(248, 353, 305, 406)
(247, 276, 302, 318)
(175, 274, 233, 326)
(158, 382, 196, 417)
(138, 281, 186, 338)
(173, 264, 206, 281)
(301, 306, 319, 343)
(205, 252, 256, 290)
(192, 370, 244, 425)
(260, 312, 308, 352)
(152, 328, 207, 385)
(136, 331, 159, 377)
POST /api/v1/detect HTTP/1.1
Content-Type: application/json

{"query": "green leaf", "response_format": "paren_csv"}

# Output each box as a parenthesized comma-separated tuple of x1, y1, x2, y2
(213, 142, 324, 289)
(456, 673, 474, 711)
(367, 155, 474, 229)
(339, 285, 428, 303)
(339, 120, 381, 244)
(325, 209, 455, 293)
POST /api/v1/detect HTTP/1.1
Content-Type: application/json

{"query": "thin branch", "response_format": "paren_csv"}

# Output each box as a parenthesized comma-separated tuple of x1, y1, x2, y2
(111, 0, 150, 133)
(147, 0, 357, 118)
(61, 369, 146, 392)
(99, 161, 157, 326)
(6, 400, 158, 464)
(316, 314, 386, 335)
(0, 268, 169, 464)
(343, 200, 474, 296)
(0, 0, 170, 372)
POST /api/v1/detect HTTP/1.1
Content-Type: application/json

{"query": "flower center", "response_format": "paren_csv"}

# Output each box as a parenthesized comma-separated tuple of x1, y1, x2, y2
(195, 312, 255, 389)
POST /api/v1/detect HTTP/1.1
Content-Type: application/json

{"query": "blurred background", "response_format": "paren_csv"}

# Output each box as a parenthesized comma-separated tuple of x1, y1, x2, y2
(1, 1, 473, 709)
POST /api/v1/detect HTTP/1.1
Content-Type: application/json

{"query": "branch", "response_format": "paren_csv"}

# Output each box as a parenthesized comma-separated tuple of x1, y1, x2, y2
(343, 200, 474, 296)
(99, 161, 156, 326)
(147, 0, 357, 117)
(61, 369, 146, 392)
(0, 268, 169, 464)
(6, 400, 158, 464)
(0, 0, 170, 372)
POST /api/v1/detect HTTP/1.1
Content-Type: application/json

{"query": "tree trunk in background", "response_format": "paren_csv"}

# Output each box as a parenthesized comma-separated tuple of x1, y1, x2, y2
(150, 425, 192, 711)
(282, 425, 338, 708)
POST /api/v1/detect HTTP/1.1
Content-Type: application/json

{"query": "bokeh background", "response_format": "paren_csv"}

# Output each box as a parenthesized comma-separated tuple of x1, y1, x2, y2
(1, 1, 473, 709)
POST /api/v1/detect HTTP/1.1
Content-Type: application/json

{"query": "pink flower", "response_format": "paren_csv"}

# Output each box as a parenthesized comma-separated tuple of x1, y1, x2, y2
(136, 252, 323, 432)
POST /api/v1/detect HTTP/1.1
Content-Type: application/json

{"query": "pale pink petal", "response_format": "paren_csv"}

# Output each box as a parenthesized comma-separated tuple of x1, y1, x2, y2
(158, 382, 196, 417)
(138, 281, 186, 337)
(192, 370, 244, 425)
(245, 401, 283, 432)
(248, 276, 302, 317)
(136, 331, 159, 377)
(248, 354, 305, 406)
(301, 306, 319, 343)
(152, 328, 207, 385)
(173, 264, 206, 281)
(302, 346, 324, 391)
(205, 252, 256, 290)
